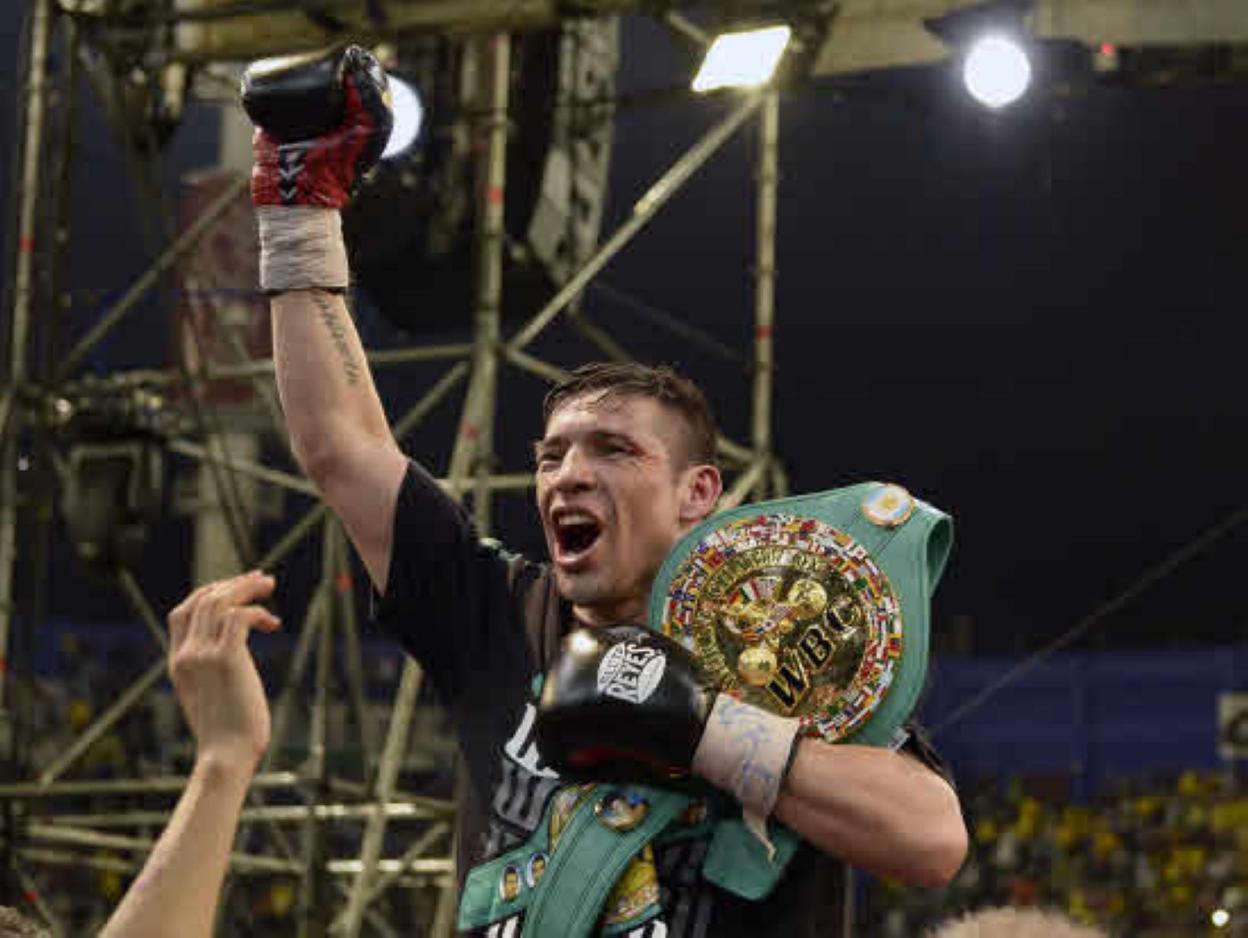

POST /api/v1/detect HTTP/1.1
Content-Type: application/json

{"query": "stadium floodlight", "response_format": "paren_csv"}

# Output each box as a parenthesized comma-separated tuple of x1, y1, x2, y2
(692, 25, 792, 93)
(962, 34, 1032, 108)
(1212, 909, 1230, 929)
(382, 75, 423, 159)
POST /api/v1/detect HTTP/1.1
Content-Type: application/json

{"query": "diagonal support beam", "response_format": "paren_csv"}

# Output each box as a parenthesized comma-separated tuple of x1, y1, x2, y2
(38, 658, 166, 786)
(56, 174, 250, 381)
(505, 89, 766, 354)
(334, 657, 424, 936)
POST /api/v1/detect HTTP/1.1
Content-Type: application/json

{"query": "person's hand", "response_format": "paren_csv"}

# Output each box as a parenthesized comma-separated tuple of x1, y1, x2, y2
(166, 571, 281, 772)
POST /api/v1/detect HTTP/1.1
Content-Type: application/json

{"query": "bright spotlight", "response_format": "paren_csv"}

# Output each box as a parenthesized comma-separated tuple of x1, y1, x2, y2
(1212, 909, 1230, 929)
(382, 75, 422, 159)
(962, 34, 1032, 109)
(692, 25, 792, 93)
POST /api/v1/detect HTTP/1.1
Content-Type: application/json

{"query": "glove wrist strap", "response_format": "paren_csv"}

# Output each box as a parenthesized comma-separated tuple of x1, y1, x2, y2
(257, 205, 349, 292)
(692, 695, 801, 859)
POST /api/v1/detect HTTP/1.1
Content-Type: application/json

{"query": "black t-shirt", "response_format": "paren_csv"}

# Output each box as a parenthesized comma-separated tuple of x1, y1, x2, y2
(374, 462, 953, 938)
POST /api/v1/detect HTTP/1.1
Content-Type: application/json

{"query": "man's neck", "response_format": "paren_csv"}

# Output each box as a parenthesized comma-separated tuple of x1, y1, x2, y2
(572, 594, 647, 629)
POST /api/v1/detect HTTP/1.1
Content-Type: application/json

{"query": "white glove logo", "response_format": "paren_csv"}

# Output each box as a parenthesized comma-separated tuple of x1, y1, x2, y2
(597, 642, 666, 705)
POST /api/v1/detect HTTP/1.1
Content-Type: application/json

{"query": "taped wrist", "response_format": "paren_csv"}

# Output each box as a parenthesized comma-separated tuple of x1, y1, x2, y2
(257, 205, 349, 292)
(692, 695, 802, 859)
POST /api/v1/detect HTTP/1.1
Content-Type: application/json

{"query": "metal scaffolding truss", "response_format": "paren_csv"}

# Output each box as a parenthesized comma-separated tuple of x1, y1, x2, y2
(1, 4, 789, 935)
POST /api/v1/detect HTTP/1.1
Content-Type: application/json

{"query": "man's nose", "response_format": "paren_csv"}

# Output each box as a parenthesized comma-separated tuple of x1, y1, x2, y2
(552, 445, 594, 491)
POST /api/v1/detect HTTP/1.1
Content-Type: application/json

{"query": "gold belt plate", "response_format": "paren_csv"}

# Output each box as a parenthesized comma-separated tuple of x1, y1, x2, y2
(658, 513, 903, 743)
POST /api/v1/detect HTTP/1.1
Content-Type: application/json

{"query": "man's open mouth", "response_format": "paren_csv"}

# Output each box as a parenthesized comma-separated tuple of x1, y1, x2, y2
(553, 509, 603, 559)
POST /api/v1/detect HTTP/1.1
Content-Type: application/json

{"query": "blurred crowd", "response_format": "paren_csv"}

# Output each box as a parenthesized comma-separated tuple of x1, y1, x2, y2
(12, 629, 1246, 936)
(872, 770, 1248, 937)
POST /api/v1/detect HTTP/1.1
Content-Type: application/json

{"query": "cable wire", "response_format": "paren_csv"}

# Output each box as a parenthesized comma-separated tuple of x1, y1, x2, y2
(931, 505, 1248, 736)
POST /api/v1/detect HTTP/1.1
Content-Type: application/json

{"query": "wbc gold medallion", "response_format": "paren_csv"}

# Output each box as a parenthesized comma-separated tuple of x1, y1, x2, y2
(658, 514, 904, 743)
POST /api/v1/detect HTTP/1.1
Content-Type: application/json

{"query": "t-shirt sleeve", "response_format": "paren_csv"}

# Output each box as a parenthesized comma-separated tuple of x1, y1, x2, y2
(372, 461, 541, 705)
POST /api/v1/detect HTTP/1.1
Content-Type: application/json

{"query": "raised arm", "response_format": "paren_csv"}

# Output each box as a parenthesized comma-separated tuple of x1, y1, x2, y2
(270, 287, 405, 589)
(100, 571, 280, 938)
(244, 48, 406, 590)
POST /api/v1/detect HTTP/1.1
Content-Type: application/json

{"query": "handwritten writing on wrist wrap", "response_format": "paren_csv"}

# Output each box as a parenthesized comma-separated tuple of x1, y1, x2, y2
(693, 695, 801, 859)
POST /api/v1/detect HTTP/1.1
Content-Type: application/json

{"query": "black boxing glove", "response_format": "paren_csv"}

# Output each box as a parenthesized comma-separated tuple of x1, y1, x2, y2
(535, 625, 713, 780)
(241, 45, 393, 292)
(536, 625, 803, 850)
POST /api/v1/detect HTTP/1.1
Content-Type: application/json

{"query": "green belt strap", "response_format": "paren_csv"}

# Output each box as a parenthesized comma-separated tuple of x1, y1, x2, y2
(458, 784, 691, 938)
(526, 784, 689, 938)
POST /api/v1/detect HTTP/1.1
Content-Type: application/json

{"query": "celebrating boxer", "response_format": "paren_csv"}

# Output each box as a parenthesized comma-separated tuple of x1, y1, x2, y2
(247, 45, 966, 936)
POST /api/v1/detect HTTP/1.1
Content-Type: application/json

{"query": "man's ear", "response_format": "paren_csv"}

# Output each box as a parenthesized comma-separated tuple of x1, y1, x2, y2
(679, 464, 722, 526)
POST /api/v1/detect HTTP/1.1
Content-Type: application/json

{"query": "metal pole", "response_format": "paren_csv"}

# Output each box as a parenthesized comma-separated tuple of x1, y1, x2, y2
(298, 524, 335, 938)
(473, 33, 511, 533)
(55, 173, 250, 381)
(46, 802, 450, 829)
(506, 89, 766, 354)
(566, 309, 630, 362)
(328, 821, 450, 932)
(751, 88, 779, 501)
(37, 658, 166, 785)
(5, 0, 53, 397)
(169, 438, 321, 497)
(213, 586, 329, 932)
(16, 864, 63, 938)
(770, 460, 790, 498)
(449, 34, 510, 536)
(0, 771, 301, 799)
(50, 343, 471, 389)
(263, 586, 329, 776)
(332, 525, 378, 771)
(116, 568, 170, 653)
(1, 0, 55, 772)
(258, 504, 330, 572)
(22, 840, 453, 880)
(335, 658, 423, 937)
(391, 361, 470, 442)
(718, 457, 769, 512)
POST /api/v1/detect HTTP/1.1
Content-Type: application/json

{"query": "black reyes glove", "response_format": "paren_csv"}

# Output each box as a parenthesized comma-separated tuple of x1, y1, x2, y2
(534, 625, 714, 782)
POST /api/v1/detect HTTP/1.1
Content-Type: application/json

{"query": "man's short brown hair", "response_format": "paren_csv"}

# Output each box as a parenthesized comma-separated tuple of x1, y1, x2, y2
(542, 362, 718, 467)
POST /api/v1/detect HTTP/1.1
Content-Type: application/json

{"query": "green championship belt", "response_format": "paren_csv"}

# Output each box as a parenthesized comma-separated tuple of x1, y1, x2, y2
(648, 482, 953, 747)
(460, 483, 951, 937)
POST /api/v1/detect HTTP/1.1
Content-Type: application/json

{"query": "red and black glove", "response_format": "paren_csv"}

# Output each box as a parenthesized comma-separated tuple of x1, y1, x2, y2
(243, 45, 393, 209)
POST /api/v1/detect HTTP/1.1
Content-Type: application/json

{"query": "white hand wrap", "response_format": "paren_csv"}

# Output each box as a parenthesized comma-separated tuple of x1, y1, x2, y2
(692, 695, 802, 859)
(257, 205, 349, 293)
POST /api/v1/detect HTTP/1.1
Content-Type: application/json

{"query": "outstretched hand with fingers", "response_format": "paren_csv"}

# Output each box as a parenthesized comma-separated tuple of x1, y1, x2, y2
(100, 572, 284, 938)
(166, 570, 282, 772)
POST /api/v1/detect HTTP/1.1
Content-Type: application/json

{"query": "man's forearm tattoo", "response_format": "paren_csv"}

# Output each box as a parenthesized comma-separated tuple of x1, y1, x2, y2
(311, 291, 361, 385)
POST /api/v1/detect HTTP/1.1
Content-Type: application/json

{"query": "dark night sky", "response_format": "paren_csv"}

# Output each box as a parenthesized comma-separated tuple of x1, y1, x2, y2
(3, 13, 1245, 655)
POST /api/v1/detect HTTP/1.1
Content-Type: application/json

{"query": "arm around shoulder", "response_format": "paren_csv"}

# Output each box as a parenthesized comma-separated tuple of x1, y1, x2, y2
(774, 739, 968, 888)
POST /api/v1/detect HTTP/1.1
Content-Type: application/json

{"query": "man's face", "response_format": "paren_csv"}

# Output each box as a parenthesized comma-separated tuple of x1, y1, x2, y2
(535, 392, 707, 623)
